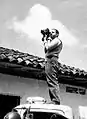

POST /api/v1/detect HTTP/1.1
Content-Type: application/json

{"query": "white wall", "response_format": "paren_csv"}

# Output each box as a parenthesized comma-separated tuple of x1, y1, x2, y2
(0, 73, 50, 103)
(59, 84, 87, 119)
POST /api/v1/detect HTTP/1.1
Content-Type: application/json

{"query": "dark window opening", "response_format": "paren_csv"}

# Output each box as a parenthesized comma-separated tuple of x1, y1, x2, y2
(0, 94, 20, 119)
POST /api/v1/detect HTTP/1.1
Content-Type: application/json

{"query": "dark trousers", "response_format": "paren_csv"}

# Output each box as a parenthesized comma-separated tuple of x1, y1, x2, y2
(45, 57, 60, 104)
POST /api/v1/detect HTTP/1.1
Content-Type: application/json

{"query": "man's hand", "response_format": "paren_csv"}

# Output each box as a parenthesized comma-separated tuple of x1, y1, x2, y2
(42, 34, 48, 42)
(42, 34, 47, 41)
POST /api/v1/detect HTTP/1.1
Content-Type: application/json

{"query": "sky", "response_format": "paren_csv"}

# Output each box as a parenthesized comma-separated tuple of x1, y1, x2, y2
(0, 0, 87, 71)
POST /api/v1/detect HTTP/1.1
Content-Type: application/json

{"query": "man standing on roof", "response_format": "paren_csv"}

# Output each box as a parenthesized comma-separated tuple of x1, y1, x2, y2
(41, 28, 63, 105)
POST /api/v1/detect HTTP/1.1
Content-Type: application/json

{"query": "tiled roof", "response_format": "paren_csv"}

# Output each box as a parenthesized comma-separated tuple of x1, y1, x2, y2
(0, 47, 87, 78)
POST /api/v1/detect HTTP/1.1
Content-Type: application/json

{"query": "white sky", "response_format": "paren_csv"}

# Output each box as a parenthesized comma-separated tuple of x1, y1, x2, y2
(7, 4, 78, 47)
(0, 0, 87, 70)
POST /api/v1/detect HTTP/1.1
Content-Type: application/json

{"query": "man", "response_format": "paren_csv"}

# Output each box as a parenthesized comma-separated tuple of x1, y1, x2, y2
(42, 28, 63, 105)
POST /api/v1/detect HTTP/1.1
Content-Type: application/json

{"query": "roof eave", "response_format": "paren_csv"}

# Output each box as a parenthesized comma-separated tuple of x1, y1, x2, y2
(0, 61, 87, 88)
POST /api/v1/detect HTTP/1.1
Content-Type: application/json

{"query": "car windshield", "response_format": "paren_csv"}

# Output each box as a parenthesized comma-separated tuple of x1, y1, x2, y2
(24, 111, 66, 119)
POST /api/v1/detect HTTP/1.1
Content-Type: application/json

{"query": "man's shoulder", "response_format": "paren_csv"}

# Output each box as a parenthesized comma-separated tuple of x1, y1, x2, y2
(54, 37, 62, 45)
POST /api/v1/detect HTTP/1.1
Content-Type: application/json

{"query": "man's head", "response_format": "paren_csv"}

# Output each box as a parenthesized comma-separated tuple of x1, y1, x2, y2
(50, 28, 59, 39)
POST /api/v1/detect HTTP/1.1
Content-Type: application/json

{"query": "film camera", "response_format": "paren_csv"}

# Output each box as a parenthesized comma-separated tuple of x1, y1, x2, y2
(41, 28, 51, 41)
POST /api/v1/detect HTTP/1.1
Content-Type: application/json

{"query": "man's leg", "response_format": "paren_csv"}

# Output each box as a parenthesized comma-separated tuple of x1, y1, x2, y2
(45, 59, 60, 104)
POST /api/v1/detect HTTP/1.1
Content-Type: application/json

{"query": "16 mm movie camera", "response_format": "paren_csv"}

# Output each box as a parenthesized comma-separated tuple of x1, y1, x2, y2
(41, 28, 51, 41)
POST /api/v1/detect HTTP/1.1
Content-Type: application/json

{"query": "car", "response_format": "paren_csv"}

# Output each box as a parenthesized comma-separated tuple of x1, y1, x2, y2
(4, 97, 73, 119)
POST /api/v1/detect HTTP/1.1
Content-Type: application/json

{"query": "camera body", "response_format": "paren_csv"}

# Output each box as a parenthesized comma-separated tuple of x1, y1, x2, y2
(41, 28, 51, 41)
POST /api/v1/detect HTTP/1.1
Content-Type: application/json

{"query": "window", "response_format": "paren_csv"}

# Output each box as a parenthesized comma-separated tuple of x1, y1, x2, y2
(66, 86, 86, 95)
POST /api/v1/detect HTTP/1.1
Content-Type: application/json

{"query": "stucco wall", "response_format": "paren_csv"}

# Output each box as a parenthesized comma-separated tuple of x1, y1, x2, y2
(0, 73, 50, 103)
(0, 73, 87, 118)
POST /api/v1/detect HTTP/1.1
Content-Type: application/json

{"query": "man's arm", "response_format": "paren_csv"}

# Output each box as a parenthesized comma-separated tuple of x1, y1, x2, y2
(44, 37, 61, 51)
